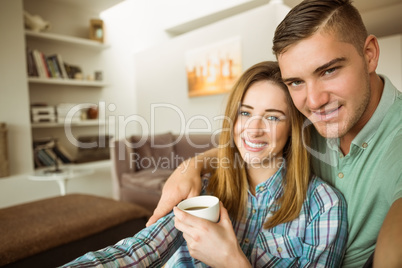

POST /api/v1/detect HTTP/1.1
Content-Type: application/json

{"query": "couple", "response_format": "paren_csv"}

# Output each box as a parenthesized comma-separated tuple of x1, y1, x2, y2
(63, 62, 347, 268)
(63, 0, 402, 267)
(148, 0, 402, 266)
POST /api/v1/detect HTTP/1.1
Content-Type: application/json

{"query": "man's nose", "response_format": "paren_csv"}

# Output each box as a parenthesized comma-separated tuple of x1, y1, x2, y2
(306, 81, 330, 111)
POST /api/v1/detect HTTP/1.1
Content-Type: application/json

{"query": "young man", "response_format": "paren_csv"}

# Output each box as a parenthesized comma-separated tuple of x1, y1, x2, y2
(146, 1, 402, 267)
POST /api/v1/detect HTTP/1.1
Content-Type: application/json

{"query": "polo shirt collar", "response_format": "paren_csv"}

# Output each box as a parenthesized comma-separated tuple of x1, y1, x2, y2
(352, 75, 396, 147)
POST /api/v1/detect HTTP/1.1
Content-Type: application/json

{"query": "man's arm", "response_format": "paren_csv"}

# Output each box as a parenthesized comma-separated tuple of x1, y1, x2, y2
(146, 148, 219, 226)
(373, 198, 402, 267)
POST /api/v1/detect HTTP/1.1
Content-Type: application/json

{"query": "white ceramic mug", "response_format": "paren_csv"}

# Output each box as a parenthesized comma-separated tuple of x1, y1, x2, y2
(177, 195, 220, 222)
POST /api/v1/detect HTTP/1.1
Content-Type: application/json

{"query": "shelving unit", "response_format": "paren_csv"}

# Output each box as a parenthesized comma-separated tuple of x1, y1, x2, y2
(25, 27, 110, 169)
(28, 77, 107, 87)
(31, 120, 106, 128)
(25, 30, 110, 50)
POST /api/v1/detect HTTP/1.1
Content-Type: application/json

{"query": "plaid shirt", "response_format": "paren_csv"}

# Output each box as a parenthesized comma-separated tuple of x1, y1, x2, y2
(63, 165, 347, 268)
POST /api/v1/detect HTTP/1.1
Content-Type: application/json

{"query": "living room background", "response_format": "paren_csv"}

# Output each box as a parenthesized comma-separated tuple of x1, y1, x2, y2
(0, 0, 401, 208)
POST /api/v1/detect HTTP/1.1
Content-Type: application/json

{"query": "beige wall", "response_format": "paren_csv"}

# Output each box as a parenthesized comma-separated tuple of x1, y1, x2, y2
(133, 3, 291, 135)
(0, 0, 33, 176)
(377, 34, 402, 91)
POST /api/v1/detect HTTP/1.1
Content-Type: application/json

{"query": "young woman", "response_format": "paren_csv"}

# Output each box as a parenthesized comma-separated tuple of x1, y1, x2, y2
(62, 61, 347, 268)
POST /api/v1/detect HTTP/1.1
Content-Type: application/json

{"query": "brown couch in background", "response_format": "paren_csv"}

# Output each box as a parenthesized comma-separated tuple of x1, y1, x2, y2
(0, 194, 150, 267)
(111, 132, 218, 212)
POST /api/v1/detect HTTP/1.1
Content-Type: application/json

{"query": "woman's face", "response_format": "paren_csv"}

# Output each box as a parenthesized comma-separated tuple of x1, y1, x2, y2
(234, 80, 291, 168)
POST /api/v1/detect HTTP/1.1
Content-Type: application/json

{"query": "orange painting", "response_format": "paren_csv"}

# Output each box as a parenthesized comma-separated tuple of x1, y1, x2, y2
(186, 37, 242, 97)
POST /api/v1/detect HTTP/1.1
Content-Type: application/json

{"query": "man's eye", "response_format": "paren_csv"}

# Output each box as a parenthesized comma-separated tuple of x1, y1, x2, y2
(324, 67, 337, 75)
(290, 81, 302, 87)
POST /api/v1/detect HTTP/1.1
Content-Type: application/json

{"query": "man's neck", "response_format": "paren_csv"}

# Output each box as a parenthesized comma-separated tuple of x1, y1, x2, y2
(340, 74, 384, 155)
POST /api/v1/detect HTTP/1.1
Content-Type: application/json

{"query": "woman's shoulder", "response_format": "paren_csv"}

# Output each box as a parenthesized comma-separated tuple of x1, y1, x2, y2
(306, 175, 347, 212)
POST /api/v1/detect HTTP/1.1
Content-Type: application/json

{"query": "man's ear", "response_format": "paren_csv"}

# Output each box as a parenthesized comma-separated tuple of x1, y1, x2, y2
(363, 35, 380, 74)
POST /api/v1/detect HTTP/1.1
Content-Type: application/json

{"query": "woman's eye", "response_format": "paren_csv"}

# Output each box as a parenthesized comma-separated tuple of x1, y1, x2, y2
(240, 111, 250, 116)
(266, 116, 280, 121)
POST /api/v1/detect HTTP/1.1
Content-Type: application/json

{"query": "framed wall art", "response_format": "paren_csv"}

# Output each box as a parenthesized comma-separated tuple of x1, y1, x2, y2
(185, 37, 242, 97)
(89, 19, 104, 43)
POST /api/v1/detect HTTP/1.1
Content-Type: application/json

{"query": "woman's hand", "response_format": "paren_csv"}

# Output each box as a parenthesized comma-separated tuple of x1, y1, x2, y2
(146, 148, 219, 227)
(174, 202, 251, 268)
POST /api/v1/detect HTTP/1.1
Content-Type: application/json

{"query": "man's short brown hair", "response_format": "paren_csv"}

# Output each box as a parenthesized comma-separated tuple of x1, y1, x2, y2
(273, 0, 368, 57)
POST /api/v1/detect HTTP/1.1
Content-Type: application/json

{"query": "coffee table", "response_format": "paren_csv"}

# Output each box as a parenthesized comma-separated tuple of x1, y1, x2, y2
(28, 166, 93, 195)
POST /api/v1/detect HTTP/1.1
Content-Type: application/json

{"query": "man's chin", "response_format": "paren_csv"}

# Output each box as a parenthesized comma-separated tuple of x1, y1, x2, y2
(314, 123, 343, 139)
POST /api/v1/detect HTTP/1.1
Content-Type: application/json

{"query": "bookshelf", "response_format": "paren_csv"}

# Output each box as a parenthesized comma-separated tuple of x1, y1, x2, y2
(25, 27, 110, 169)
(25, 30, 110, 50)
(31, 120, 106, 129)
(28, 77, 107, 87)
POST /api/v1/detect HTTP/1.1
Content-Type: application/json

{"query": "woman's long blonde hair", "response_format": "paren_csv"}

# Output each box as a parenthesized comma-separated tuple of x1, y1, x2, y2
(207, 61, 311, 229)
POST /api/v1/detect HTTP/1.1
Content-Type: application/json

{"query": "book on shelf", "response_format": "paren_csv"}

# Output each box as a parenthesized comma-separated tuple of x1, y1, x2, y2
(45, 148, 64, 166)
(26, 48, 38, 77)
(33, 151, 43, 168)
(36, 149, 56, 166)
(46, 57, 61, 78)
(32, 49, 47, 78)
(56, 54, 69, 79)
(52, 145, 72, 164)
(33, 138, 75, 168)
(26, 48, 84, 80)
(33, 138, 54, 168)
(53, 143, 74, 163)
(40, 52, 51, 78)
(47, 54, 69, 79)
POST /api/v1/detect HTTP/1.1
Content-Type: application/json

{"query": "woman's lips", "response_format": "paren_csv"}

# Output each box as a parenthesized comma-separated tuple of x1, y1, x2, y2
(243, 139, 267, 152)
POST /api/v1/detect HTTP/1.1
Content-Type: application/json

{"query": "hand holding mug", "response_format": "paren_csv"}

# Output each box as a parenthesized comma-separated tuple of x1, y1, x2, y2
(177, 195, 220, 222)
(174, 200, 250, 267)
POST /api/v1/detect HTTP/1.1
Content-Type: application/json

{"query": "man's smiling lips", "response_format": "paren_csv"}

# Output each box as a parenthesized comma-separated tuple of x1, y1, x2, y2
(310, 105, 341, 122)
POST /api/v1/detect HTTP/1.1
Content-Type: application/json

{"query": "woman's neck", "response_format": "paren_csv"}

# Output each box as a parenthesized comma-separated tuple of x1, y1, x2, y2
(247, 158, 283, 195)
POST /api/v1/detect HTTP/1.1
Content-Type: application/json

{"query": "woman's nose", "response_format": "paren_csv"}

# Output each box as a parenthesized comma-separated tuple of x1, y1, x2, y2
(245, 116, 266, 136)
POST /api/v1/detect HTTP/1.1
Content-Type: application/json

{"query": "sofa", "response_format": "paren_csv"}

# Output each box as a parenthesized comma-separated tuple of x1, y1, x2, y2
(0, 194, 150, 267)
(111, 132, 218, 212)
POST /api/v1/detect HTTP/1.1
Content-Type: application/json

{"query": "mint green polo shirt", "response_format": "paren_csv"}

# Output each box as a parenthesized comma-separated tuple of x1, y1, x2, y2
(310, 76, 402, 268)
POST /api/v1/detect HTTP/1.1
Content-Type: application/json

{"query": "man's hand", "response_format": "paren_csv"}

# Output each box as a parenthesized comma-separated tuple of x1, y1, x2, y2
(146, 148, 219, 227)
(146, 158, 202, 226)
(373, 198, 402, 267)
(174, 202, 251, 268)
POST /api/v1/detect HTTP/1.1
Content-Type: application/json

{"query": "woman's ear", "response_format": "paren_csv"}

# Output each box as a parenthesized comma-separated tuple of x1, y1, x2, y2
(363, 35, 380, 74)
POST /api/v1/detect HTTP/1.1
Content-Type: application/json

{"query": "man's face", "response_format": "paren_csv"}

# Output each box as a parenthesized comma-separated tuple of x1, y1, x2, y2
(278, 32, 371, 139)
